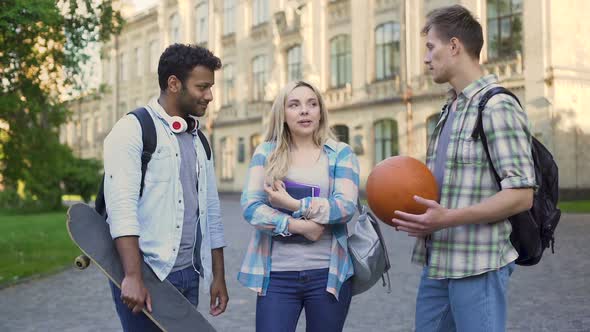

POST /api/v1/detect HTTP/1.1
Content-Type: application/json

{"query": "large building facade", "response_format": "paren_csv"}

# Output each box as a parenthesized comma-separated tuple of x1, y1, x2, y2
(61, 0, 590, 198)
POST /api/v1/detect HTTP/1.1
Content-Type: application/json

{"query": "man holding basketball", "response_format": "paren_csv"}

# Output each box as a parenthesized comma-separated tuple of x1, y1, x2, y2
(390, 5, 536, 332)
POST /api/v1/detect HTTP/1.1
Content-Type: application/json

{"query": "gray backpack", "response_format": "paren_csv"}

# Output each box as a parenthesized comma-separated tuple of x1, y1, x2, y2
(348, 200, 391, 296)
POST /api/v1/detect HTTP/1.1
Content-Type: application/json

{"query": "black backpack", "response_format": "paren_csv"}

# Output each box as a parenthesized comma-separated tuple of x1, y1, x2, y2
(94, 107, 211, 217)
(472, 87, 561, 266)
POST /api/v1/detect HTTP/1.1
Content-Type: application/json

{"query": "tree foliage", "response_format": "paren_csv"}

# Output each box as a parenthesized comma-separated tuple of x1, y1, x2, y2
(0, 0, 122, 210)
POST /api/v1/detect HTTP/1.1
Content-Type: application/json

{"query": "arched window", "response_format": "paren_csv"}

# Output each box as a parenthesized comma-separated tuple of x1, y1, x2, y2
(252, 55, 268, 101)
(487, 0, 523, 59)
(331, 125, 349, 144)
(375, 22, 401, 80)
(330, 35, 352, 88)
(220, 136, 235, 180)
(287, 45, 302, 82)
(169, 13, 181, 43)
(222, 64, 234, 106)
(250, 133, 263, 155)
(223, 0, 236, 35)
(195, 2, 208, 44)
(252, 0, 268, 26)
(373, 119, 398, 163)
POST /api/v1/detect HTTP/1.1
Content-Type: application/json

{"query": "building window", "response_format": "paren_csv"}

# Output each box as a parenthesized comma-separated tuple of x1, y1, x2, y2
(330, 35, 352, 88)
(373, 119, 398, 164)
(170, 13, 181, 43)
(118, 102, 127, 119)
(238, 137, 246, 163)
(250, 133, 262, 155)
(135, 47, 142, 77)
(375, 22, 400, 81)
(426, 114, 439, 148)
(104, 58, 111, 85)
(252, 0, 268, 26)
(109, 56, 116, 85)
(287, 45, 302, 82)
(252, 55, 268, 101)
(85, 119, 92, 144)
(353, 134, 364, 155)
(223, 0, 236, 35)
(119, 52, 128, 81)
(487, 0, 523, 59)
(195, 2, 208, 44)
(75, 121, 81, 141)
(149, 40, 159, 73)
(222, 64, 235, 106)
(67, 123, 75, 146)
(220, 137, 235, 180)
(331, 125, 349, 144)
(95, 114, 103, 136)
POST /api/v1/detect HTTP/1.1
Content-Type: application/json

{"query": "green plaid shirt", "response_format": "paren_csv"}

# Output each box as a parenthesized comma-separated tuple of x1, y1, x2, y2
(412, 75, 536, 279)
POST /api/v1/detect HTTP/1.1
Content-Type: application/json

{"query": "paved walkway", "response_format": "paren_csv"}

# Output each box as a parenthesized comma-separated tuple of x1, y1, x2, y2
(1, 195, 588, 331)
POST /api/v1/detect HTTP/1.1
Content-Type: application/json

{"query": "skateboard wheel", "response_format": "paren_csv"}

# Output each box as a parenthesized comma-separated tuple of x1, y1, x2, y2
(74, 255, 90, 269)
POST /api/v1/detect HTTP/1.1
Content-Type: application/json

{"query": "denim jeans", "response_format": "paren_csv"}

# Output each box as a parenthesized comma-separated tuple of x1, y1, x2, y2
(256, 268, 352, 332)
(415, 262, 516, 332)
(109, 265, 200, 332)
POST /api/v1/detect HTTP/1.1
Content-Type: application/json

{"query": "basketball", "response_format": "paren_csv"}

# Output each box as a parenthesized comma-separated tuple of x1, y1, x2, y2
(366, 156, 439, 227)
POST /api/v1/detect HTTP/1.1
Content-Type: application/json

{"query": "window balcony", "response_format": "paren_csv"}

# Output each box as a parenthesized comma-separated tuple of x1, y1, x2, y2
(367, 76, 401, 100)
(214, 105, 238, 124)
(325, 84, 353, 109)
(327, 0, 350, 27)
(483, 53, 524, 87)
(246, 101, 272, 119)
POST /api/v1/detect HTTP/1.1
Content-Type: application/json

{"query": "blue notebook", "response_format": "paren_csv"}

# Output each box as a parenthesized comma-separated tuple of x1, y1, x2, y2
(274, 180, 320, 243)
(277, 180, 320, 214)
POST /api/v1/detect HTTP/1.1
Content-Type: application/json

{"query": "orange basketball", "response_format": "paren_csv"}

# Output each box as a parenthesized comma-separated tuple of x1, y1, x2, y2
(366, 156, 438, 227)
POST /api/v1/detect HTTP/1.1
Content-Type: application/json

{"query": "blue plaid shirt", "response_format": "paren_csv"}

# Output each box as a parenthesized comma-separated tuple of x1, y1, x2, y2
(238, 139, 360, 299)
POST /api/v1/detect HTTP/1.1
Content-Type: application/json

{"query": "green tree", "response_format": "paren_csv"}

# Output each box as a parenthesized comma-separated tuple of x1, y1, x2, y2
(62, 151, 102, 204)
(0, 1, 122, 210)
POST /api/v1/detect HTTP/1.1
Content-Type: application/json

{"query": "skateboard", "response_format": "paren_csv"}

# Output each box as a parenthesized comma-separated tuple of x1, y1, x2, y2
(66, 203, 216, 332)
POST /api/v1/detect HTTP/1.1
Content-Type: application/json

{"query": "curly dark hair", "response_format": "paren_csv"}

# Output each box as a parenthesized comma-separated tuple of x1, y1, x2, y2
(157, 44, 222, 91)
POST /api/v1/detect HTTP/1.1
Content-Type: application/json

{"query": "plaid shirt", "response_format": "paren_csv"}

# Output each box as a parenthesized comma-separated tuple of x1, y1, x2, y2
(412, 75, 536, 279)
(238, 139, 359, 299)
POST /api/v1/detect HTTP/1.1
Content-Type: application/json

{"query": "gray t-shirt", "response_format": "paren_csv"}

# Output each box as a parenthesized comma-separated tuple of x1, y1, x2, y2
(172, 132, 201, 272)
(271, 152, 332, 272)
(434, 102, 457, 199)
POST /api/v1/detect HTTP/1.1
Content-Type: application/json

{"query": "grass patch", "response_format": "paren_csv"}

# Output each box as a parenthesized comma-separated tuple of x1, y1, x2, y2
(559, 200, 590, 214)
(0, 211, 78, 287)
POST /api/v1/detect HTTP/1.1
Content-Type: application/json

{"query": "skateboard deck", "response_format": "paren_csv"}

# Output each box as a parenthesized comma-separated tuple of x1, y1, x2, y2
(66, 203, 216, 332)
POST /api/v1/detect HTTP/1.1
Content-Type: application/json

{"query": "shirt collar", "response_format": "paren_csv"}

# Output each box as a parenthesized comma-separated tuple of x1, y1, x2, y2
(324, 138, 339, 152)
(446, 74, 498, 104)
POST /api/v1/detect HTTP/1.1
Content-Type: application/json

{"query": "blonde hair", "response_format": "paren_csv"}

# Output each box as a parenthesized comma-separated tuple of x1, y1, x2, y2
(264, 80, 336, 184)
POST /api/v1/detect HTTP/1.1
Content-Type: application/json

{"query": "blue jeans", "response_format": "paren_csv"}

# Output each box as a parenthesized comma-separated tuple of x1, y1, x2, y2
(109, 265, 200, 332)
(256, 268, 352, 332)
(415, 263, 516, 332)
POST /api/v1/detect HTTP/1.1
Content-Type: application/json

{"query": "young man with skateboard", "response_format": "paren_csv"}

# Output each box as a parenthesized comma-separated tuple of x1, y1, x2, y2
(103, 44, 228, 331)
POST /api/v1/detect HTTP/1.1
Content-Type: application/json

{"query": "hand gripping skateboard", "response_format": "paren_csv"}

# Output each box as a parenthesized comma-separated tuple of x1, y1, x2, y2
(66, 203, 216, 332)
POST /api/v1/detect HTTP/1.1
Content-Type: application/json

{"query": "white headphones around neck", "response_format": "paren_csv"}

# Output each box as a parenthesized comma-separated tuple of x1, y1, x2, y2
(163, 113, 199, 134)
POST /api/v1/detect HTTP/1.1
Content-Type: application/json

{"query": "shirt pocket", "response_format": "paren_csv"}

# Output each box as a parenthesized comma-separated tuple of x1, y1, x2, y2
(456, 135, 486, 164)
(145, 145, 173, 182)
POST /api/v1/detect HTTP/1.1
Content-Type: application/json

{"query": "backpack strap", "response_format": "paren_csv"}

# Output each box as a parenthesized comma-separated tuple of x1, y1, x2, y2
(196, 129, 211, 160)
(471, 87, 522, 187)
(127, 107, 157, 197)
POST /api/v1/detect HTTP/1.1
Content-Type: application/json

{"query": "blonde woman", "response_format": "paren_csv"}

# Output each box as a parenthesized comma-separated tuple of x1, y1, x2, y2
(238, 80, 360, 331)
